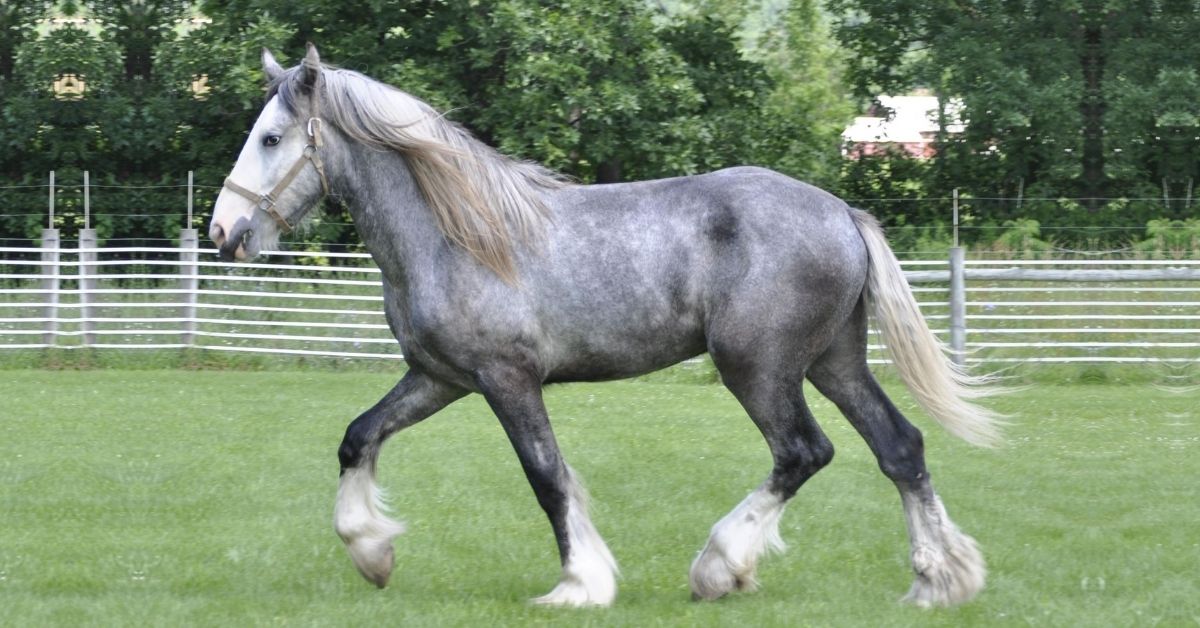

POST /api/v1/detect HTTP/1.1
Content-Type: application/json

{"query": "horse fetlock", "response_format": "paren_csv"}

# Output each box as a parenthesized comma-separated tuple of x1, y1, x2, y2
(910, 545, 942, 575)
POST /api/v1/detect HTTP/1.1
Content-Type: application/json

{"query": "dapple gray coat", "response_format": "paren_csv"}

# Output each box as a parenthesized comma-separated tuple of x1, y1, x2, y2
(209, 45, 1000, 608)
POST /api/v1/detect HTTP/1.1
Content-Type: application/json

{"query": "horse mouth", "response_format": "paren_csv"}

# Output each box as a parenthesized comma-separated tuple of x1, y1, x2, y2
(218, 217, 255, 262)
(218, 241, 248, 262)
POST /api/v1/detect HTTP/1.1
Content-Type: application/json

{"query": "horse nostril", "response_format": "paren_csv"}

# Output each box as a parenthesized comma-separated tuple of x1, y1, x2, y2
(210, 224, 226, 246)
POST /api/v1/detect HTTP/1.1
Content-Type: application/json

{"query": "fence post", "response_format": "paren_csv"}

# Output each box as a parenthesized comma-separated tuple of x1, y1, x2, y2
(187, 170, 194, 226)
(79, 171, 97, 346)
(40, 228, 60, 347)
(949, 246, 966, 366)
(948, 189, 966, 366)
(79, 228, 97, 347)
(180, 228, 199, 346)
(181, 172, 199, 345)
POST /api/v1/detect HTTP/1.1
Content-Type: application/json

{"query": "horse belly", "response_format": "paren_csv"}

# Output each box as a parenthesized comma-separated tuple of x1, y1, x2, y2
(544, 317, 706, 383)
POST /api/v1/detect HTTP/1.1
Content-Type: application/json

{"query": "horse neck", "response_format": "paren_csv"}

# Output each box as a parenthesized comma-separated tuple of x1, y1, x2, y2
(333, 143, 445, 287)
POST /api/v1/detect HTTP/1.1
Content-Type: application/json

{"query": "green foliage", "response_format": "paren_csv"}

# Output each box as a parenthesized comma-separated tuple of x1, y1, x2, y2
(830, 0, 1200, 240)
(665, 0, 853, 186)
(5, 2, 1191, 252)
(1105, 1, 1200, 211)
(1132, 218, 1200, 258)
(0, 2, 209, 243)
(0, 0, 851, 246)
(991, 218, 1054, 258)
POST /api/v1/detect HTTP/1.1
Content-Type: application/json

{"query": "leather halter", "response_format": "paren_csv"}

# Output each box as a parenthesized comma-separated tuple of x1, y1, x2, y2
(222, 82, 330, 233)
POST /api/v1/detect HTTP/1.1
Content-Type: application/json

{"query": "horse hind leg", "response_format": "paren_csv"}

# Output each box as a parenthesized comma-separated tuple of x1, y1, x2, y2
(689, 351, 834, 601)
(808, 318, 985, 607)
(334, 370, 465, 587)
(897, 482, 985, 607)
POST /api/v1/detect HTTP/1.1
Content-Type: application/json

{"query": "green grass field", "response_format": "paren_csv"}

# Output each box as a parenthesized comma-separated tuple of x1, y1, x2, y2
(1, 371, 1196, 626)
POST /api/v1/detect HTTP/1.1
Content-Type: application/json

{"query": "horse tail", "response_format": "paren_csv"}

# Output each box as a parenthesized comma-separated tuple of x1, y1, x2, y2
(848, 208, 1003, 447)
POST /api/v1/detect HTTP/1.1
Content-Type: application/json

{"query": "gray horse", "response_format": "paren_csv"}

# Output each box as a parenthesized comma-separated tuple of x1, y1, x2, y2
(209, 44, 1001, 608)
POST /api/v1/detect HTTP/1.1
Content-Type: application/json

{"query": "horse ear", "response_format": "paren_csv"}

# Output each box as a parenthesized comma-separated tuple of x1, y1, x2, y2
(301, 42, 321, 91)
(262, 48, 284, 81)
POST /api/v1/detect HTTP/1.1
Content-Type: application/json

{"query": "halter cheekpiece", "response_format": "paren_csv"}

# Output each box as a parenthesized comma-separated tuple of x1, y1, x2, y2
(223, 78, 330, 234)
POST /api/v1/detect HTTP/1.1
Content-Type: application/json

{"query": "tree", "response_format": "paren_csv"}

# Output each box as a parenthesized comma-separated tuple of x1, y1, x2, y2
(1104, 0, 1200, 218)
(0, 1, 258, 244)
(0, 3, 127, 242)
(0, 1, 52, 242)
(161, 0, 852, 244)
(829, 0, 1200, 232)
(190, 0, 840, 185)
(0, 1, 850, 246)
(651, 0, 852, 186)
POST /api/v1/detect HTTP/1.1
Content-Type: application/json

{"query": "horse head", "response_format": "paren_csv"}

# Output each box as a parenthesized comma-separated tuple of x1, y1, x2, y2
(209, 44, 330, 261)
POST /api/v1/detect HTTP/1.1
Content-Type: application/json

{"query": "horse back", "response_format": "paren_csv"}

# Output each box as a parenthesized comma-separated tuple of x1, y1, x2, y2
(525, 167, 867, 381)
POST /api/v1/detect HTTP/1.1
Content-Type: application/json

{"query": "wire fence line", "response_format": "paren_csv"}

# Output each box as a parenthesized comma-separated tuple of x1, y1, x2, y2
(1, 235, 1198, 367)
(7, 173, 1194, 226)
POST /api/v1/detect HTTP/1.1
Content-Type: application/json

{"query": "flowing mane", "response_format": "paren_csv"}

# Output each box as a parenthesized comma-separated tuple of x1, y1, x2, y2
(271, 66, 569, 282)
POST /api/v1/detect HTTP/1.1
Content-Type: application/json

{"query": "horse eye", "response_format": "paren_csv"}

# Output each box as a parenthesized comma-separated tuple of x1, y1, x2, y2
(263, 135, 281, 147)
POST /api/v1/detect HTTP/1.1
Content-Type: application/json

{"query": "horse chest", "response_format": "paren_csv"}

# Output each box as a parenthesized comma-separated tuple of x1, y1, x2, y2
(387, 294, 540, 385)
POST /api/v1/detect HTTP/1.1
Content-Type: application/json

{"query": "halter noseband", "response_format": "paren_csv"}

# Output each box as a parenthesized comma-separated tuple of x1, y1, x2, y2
(223, 83, 330, 234)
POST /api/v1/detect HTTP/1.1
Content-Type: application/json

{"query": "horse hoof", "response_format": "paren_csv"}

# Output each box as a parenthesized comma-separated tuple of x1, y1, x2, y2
(531, 584, 613, 608)
(531, 571, 616, 607)
(344, 537, 397, 588)
(688, 551, 751, 601)
(901, 536, 986, 607)
(334, 467, 408, 588)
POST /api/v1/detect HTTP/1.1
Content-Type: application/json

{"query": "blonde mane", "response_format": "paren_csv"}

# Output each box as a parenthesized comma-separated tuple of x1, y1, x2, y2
(276, 67, 569, 282)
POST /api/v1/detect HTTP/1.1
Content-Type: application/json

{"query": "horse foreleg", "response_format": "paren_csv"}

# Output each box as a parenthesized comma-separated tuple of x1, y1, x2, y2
(477, 364, 618, 607)
(334, 370, 465, 587)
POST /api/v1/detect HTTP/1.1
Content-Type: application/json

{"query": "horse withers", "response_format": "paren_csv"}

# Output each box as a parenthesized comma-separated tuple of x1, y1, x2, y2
(209, 44, 1001, 608)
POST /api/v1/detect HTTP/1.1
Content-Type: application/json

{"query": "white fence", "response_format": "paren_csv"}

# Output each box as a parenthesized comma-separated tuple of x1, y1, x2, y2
(2, 233, 1199, 366)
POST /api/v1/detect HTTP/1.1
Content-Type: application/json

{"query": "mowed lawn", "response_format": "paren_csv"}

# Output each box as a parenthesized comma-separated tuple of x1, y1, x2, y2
(0, 370, 1196, 627)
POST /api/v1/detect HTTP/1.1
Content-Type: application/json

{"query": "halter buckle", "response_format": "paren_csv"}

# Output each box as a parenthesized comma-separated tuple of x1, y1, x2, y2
(307, 117, 321, 138)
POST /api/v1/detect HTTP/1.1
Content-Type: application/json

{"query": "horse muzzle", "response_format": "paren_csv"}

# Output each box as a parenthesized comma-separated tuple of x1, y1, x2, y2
(216, 216, 255, 262)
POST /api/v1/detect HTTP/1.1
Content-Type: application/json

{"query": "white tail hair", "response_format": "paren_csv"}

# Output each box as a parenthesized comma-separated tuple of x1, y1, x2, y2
(850, 209, 1003, 447)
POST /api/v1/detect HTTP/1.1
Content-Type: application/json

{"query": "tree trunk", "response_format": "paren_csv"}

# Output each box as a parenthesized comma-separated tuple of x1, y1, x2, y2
(1079, 11, 1105, 210)
(596, 159, 622, 184)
